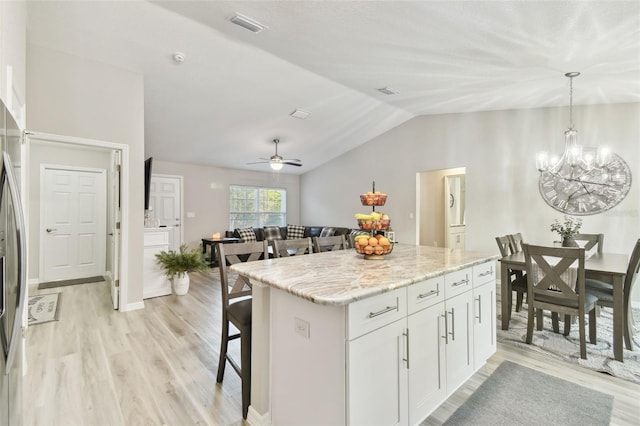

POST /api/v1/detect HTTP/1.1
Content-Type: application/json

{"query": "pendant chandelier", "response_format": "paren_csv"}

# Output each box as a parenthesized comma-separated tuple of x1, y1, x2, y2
(535, 72, 631, 215)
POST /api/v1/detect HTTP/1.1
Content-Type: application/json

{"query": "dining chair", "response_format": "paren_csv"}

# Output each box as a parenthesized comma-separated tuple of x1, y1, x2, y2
(273, 237, 313, 257)
(216, 240, 269, 419)
(573, 233, 604, 254)
(313, 234, 348, 253)
(585, 238, 640, 351)
(507, 233, 524, 254)
(495, 236, 527, 323)
(522, 243, 598, 359)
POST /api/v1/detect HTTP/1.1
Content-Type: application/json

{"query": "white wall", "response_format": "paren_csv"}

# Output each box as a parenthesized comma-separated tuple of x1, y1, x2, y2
(152, 160, 301, 249)
(301, 103, 640, 301)
(26, 45, 145, 307)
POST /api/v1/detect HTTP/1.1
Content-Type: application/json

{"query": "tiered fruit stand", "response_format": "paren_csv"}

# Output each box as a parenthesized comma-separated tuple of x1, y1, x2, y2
(353, 181, 393, 259)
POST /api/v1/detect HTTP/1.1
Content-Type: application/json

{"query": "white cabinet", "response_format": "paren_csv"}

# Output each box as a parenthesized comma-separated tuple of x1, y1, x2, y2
(0, 0, 26, 125)
(443, 290, 473, 392)
(472, 261, 497, 368)
(447, 226, 466, 250)
(347, 318, 408, 426)
(143, 228, 172, 298)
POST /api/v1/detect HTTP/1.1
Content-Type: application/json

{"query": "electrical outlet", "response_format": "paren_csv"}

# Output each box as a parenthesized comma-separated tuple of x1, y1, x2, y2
(294, 317, 310, 339)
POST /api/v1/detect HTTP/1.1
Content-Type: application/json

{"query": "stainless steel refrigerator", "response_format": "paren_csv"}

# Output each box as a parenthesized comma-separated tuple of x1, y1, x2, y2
(0, 100, 26, 425)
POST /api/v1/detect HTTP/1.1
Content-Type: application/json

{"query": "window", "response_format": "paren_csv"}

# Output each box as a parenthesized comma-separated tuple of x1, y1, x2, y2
(229, 185, 287, 229)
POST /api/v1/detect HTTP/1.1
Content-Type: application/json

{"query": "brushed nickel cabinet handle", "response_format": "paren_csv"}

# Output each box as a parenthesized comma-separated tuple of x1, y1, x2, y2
(368, 305, 397, 318)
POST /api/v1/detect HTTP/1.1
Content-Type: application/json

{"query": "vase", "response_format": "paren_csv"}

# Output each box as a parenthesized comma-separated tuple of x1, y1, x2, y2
(562, 237, 578, 248)
(172, 272, 190, 295)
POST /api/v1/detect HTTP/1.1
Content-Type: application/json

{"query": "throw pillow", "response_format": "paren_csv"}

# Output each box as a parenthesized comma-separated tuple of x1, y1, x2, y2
(235, 227, 257, 242)
(263, 226, 283, 242)
(320, 227, 336, 237)
(287, 224, 306, 240)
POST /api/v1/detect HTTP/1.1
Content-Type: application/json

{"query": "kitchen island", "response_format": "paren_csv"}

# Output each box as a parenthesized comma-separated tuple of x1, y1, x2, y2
(231, 245, 499, 426)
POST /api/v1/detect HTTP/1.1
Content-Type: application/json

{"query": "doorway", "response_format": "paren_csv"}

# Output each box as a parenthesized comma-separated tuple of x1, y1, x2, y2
(27, 132, 129, 310)
(416, 167, 466, 248)
(149, 174, 183, 251)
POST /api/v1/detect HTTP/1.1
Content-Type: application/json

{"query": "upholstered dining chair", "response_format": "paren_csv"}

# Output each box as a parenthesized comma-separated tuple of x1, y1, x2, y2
(522, 243, 598, 359)
(217, 240, 269, 419)
(273, 237, 313, 257)
(585, 238, 640, 351)
(313, 234, 348, 253)
(573, 233, 604, 254)
(496, 236, 527, 324)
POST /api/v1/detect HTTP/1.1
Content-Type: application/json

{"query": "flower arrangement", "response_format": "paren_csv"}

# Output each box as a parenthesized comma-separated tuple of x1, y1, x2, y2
(550, 215, 582, 240)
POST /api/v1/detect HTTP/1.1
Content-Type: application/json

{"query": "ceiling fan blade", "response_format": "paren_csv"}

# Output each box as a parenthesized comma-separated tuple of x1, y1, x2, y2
(247, 160, 269, 165)
(283, 161, 303, 167)
(283, 158, 302, 163)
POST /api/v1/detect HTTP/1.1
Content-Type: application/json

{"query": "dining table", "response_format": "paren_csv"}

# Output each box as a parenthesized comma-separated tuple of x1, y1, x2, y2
(499, 251, 629, 362)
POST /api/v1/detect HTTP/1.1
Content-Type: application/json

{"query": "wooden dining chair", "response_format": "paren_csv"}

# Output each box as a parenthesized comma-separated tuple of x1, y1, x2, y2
(585, 238, 640, 351)
(508, 233, 524, 254)
(273, 237, 313, 257)
(573, 233, 604, 254)
(522, 243, 598, 359)
(313, 234, 348, 253)
(495, 236, 527, 324)
(216, 240, 269, 419)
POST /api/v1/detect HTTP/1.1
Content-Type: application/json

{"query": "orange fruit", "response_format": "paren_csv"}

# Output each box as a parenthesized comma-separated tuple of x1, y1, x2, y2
(368, 237, 378, 246)
(374, 245, 384, 255)
(358, 238, 369, 247)
(376, 234, 384, 240)
(364, 245, 374, 255)
(378, 237, 390, 246)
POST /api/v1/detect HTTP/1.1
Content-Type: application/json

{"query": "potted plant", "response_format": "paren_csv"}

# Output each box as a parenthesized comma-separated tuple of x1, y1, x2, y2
(550, 215, 582, 247)
(155, 244, 209, 295)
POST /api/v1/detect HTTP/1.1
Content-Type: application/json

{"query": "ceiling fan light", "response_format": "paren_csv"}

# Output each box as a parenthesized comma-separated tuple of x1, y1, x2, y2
(270, 161, 284, 171)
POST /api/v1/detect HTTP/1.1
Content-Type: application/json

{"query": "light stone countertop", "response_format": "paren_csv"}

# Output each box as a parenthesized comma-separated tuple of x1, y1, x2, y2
(230, 245, 499, 306)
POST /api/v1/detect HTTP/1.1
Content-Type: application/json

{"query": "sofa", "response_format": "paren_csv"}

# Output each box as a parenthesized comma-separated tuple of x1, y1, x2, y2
(226, 225, 351, 242)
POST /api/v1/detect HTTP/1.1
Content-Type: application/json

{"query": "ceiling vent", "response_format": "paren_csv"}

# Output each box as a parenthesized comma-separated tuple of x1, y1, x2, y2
(377, 86, 399, 95)
(230, 13, 265, 33)
(290, 109, 310, 119)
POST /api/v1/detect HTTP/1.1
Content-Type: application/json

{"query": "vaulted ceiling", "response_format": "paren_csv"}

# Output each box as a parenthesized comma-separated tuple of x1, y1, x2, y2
(27, 1, 640, 174)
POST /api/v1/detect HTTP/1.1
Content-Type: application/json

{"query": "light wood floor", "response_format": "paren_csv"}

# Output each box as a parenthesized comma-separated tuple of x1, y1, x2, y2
(25, 271, 640, 425)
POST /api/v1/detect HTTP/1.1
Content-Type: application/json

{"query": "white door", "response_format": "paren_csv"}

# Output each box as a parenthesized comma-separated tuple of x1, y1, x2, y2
(41, 166, 107, 282)
(108, 151, 121, 309)
(149, 174, 182, 251)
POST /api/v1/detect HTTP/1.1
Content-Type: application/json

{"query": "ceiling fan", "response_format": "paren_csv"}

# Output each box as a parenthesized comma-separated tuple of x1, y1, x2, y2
(247, 139, 303, 170)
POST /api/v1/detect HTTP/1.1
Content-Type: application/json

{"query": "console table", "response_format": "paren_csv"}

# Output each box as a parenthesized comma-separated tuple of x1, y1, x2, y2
(201, 237, 240, 267)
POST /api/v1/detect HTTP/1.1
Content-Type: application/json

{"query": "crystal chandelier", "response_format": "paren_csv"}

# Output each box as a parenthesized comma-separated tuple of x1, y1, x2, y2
(535, 72, 632, 215)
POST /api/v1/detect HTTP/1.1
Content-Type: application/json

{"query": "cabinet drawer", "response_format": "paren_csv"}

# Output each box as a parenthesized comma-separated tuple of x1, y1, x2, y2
(348, 288, 406, 339)
(444, 267, 472, 299)
(473, 261, 496, 287)
(408, 277, 444, 314)
(144, 231, 169, 246)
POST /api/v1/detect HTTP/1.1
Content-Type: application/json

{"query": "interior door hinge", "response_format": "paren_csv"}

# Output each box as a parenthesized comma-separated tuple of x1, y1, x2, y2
(116, 222, 121, 230)
(115, 279, 120, 288)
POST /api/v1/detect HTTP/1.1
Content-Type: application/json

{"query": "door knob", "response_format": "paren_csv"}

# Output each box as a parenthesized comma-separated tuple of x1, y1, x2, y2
(46, 228, 57, 233)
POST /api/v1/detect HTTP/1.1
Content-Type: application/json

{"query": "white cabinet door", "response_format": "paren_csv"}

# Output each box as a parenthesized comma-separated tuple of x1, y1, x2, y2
(473, 280, 496, 368)
(347, 319, 408, 426)
(443, 290, 474, 392)
(143, 230, 171, 298)
(408, 302, 446, 425)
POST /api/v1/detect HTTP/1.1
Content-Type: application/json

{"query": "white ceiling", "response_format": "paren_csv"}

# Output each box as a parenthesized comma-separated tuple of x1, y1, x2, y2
(26, 1, 640, 174)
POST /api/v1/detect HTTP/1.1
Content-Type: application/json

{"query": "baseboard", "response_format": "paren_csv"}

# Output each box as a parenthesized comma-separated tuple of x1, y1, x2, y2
(121, 301, 145, 312)
(246, 406, 271, 426)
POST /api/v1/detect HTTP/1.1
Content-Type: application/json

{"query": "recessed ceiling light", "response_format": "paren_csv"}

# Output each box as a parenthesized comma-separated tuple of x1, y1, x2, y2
(290, 109, 310, 119)
(230, 13, 265, 33)
(377, 86, 399, 95)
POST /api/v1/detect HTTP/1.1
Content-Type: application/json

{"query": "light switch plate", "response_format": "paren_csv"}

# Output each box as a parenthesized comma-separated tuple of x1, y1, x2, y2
(294, 317, 310, 339)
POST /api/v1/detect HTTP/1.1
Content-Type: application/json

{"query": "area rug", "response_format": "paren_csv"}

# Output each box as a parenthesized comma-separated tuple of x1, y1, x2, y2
(497, 295, 640, 384)
(443, 360, 613, 425)
(28, 293, 61, 325)
(38, 275, 104, 290)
